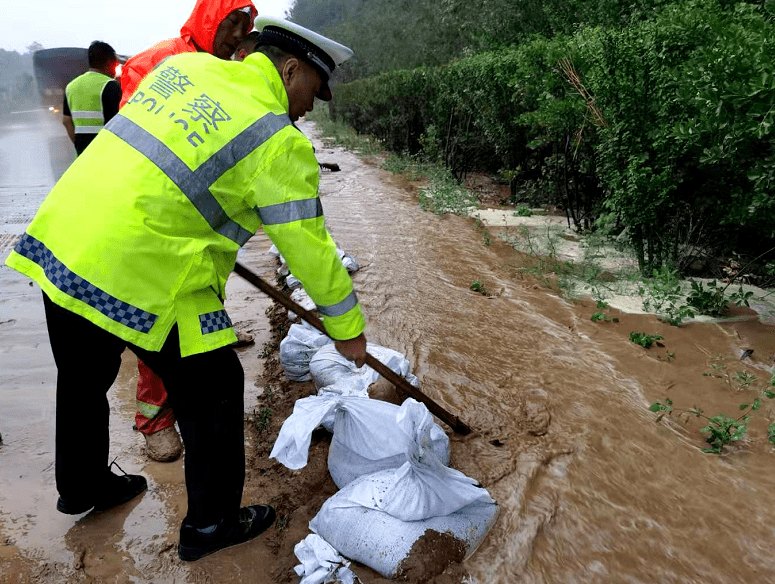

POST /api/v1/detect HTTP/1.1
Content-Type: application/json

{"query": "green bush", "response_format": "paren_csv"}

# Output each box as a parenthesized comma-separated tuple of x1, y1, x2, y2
(329, 0, 775, 272)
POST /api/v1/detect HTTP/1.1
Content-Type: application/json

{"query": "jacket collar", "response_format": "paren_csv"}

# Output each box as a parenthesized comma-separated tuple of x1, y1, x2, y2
(242, 53, 289, 114)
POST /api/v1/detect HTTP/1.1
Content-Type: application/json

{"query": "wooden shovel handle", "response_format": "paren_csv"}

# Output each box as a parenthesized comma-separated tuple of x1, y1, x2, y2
(233, 262, 471, 434)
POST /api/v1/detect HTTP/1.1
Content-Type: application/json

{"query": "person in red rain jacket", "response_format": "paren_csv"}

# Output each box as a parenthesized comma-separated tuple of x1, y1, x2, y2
(120, 0, 257, 107)
(118, 0, 257, 461)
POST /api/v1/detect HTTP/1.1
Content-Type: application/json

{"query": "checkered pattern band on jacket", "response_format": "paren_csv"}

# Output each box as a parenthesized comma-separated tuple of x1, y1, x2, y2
(198, 309, 233, 335)
(14, 233, 158, 333)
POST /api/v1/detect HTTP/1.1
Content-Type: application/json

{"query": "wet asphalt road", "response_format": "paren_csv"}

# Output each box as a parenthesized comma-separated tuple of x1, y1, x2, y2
(0, 109, 274, 583)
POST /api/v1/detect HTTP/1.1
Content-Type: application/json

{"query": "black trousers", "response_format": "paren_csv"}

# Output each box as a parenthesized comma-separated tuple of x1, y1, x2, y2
(42, 292, 245, 527)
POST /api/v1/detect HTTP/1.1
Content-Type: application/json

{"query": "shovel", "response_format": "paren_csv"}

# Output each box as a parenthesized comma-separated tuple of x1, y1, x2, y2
(233, 261, 472, 435)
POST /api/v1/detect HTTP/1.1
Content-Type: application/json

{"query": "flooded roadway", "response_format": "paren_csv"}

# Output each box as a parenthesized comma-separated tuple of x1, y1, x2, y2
(2, 111, 775, 584)
(0, 110, 276, 583)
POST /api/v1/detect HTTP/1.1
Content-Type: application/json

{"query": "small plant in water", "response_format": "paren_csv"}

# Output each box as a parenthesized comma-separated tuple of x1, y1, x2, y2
(470, 280, 489, 296)
(630, 332, 664, 349)
(734, 371, 757, 389)
(474, 216, 492, 247)
(514, 205, 533, 217)
(590, 299, 619, 323)
(650, 385, 775, 454)
(686, 279, 754, 317)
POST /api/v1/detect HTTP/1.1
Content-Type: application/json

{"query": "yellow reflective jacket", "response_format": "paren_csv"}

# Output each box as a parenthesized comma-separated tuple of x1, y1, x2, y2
(65, 71, 114, 134)
(6, 52, 365, 357)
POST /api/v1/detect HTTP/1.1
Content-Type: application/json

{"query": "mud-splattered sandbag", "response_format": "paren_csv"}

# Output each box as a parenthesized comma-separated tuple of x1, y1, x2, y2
(285, 273, 302, 289)
(309, 401, 498, 579)
(288, 288, 316, 321)
(279, 322, 333, 382)
(269, 395, 449, 481)
(294, 534, 358, 584)
(309, 343, 418, 397)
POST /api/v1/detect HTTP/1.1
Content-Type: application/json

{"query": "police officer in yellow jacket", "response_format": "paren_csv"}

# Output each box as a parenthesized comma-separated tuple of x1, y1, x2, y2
(5, 17, 366, 561)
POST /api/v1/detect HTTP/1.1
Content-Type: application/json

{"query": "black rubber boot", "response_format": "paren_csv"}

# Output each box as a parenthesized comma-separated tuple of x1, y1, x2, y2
(178, 505, 276, 561)
(56, 460, 148, 515)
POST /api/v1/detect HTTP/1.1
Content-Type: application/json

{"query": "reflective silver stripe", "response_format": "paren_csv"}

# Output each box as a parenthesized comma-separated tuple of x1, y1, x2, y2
(258, 198, 323, 225)
(72, 111, 104, 119)
(74, 126, 103, 134)
(107, 112, 292, 246)
(317, 290, 358, 318)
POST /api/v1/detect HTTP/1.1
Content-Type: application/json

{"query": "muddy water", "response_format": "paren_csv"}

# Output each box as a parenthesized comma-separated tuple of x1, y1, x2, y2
(2, 110, 774, 584)
(304, 121, 775, 584)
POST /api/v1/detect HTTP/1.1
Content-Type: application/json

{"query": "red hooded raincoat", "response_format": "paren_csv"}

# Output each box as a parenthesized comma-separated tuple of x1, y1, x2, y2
(119, 0, 257, 107)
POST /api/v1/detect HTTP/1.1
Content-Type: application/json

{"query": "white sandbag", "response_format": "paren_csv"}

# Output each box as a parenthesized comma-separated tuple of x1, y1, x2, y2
(309, 343, 419, 397)
(269, 395, 449, 478)
(328, 397, 450, 489)
(294, 534, 358, 584)
(270, 394, 339, 470)
(268, 244, 281, 258)
(311, 494, 498, 579)
(279, 322, 333, 382)
(309, 400, 497, 578)
(286, 273, 302, 289)
(336, 247, 359, 273)
(335, 400, 489, 520)
(289, 288, 316, 321)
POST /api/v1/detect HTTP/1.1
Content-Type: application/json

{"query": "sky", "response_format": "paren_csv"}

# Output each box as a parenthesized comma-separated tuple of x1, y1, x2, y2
(1, 0, 295, 56)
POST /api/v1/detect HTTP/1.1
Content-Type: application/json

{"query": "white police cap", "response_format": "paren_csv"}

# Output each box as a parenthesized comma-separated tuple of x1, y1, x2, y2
(254, 16, 354, 100)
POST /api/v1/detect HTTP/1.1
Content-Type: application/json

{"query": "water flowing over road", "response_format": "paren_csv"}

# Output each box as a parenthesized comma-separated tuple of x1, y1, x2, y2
(1, 111, 774, 583)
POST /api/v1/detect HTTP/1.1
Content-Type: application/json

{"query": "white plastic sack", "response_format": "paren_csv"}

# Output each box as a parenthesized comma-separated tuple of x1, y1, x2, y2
(279, 322, 333, 382)
(336, 247, 359, 273)
(289, 288, 316, 321)
(269, 396, 449, 484)
(309, 343, 419, 397)
(294, 534, 357, 584)
(286, 273, 302, 289)
(311, 492, 498, 579)
(328, 397, 450, 488)
(309, 400, 497, 578)
(330, 400, 490, 520)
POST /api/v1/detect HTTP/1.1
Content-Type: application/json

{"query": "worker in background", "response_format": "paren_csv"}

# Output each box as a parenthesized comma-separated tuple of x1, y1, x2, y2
(5, 16, 365, 562)
(62, 41, 121, 156)
(118, 0, 257, 464)
(120, 0, 257, 106)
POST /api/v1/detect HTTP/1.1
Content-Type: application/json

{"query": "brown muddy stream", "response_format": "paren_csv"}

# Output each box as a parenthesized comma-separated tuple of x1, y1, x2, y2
(1, 113, 775, 583)
(304, 121, 775, 584)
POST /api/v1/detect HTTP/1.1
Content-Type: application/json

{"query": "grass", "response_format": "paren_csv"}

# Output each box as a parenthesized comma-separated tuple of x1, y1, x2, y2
(305, 106, 382, 155)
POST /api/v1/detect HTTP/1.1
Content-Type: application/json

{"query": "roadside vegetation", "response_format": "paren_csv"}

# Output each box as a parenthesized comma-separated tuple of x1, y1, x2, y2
(296, 0, 775, 284)
(301, 0, 775, 457)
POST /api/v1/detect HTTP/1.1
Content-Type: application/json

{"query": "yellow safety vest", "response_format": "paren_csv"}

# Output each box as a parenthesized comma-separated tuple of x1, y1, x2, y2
(65, 71, 114, 134)
(6, 52, 365, 356)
